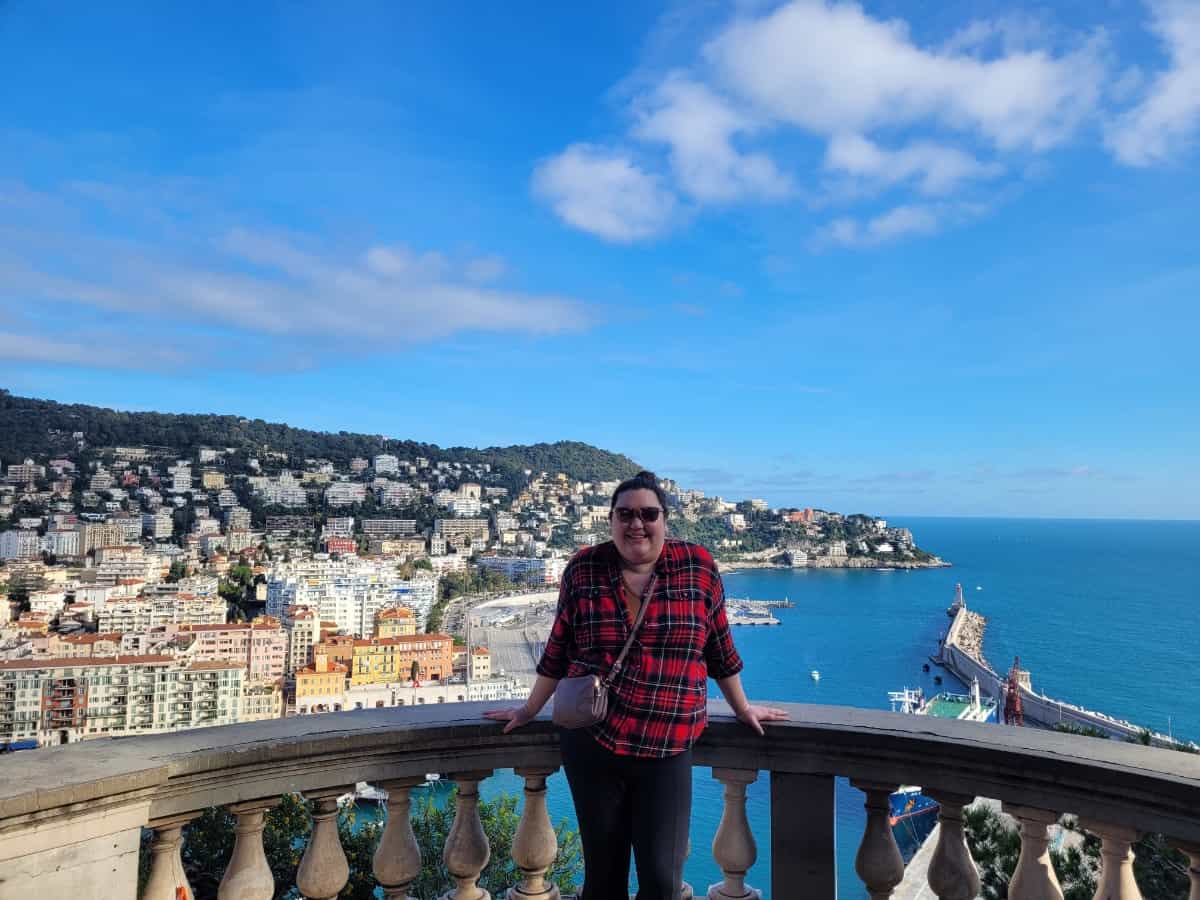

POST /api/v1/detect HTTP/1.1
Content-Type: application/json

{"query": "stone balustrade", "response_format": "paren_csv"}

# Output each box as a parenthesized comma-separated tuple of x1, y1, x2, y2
(0, 701, 1197, 900)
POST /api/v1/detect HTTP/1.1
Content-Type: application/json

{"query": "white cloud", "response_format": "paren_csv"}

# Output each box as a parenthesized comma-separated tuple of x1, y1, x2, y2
(463, 254, 508, 284)
(0, 181, 592, 368)
(0, 331, 188, 370)
(705, 0, 1106, 151)
(819, 204, 941, 247)
(1106, 0, 1200, 165)
(632, 75, 793, 203)
(531, 144, 677, 242)
(824, 134, 1000, 195)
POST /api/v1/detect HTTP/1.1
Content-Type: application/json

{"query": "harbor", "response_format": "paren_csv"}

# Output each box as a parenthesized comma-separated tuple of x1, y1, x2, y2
(933, 588, 1194, 749)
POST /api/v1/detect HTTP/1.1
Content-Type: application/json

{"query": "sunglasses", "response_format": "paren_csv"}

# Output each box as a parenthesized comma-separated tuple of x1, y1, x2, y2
(612, 506, 664, 524)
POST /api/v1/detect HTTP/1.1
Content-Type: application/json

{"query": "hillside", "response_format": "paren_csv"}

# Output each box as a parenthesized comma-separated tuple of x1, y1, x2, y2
(0, 390, 641, 487)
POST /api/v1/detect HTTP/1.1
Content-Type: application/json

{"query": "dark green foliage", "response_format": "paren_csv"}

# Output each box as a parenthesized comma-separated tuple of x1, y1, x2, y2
(964, 806, 1188, 900)
(1053, 722, 1111, 739)
(0, 391, 639, 487)
(172, 792, 310, 899)
(406, 789, 582, 898)
(146, 790, 582, 899)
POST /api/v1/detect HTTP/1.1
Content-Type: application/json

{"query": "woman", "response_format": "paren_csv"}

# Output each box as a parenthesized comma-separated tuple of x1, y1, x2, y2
(484, 470, 787, 900)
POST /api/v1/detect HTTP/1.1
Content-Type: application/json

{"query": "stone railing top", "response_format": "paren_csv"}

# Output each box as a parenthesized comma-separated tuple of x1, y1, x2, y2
(2, 701, 1198, 840)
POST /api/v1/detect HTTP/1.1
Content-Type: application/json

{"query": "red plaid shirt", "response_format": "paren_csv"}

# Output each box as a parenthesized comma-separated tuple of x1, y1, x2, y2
(537, 538, 744, 757)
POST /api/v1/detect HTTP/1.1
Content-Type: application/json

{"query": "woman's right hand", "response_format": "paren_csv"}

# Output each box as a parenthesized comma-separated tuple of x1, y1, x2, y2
(483, 705, 535, 734)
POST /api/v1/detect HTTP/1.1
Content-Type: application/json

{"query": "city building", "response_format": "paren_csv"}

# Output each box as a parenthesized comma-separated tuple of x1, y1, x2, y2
(294, 654, 347, 715)
(374, 605, 418, 638)
(0, 655, 244, 746)
(346, 634, 454, 687)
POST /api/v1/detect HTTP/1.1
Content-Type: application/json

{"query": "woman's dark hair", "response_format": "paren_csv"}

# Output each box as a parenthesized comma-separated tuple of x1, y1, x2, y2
(610, 470, 669, 515)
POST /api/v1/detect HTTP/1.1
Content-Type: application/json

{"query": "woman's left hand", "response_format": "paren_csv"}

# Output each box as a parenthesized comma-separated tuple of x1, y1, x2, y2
(735, 704, 789, 735)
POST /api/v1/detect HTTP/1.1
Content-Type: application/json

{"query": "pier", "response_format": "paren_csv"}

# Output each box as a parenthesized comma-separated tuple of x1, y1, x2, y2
(726, 598, 784, 625)
(935, 600, 1193, 749)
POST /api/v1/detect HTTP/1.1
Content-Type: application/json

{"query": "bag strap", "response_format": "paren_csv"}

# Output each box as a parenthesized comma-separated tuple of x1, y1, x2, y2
(603, 572, 656, 687)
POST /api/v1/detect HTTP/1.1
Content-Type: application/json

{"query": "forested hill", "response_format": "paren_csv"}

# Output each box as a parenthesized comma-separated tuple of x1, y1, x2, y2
(0, 390, 641, 486)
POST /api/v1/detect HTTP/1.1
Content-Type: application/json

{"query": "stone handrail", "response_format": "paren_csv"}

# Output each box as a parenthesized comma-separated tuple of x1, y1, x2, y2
(0, 700, 1197, 900)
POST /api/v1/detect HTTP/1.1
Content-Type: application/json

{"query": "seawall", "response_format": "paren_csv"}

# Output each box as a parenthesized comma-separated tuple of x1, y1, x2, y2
(937, 605, 1191, 748)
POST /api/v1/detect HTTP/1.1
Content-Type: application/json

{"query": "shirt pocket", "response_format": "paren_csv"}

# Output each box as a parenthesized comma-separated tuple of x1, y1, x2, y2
(641, 592, 708, 653)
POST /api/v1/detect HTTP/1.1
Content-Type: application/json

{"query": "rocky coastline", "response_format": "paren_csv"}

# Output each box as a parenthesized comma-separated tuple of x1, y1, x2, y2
(719, 555, 951, 571)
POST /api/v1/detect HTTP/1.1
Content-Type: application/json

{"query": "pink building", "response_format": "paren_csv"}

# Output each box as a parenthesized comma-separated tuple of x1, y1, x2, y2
(180, 620, 286, 682)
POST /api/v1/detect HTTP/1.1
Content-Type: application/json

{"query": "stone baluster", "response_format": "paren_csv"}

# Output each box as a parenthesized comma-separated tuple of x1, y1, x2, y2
(851, 781, 904, 900)
(296, 791, 350, 900)
(143, 814, 198, 900)
(374, 778, 425, 899)
(1082, 821, 1142, 900)
(925, 791, 980, 900)
(708, 768, 761, 900)
(219, 800, 279, 900)
(1169, 842, 1200, 900)
(441, 770, 494, 900)
(1004, 804, 1064, 900)
(509, 767, 560, 900)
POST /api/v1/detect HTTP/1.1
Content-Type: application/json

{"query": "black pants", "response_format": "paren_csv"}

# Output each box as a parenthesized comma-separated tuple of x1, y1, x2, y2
(559, 728, 692, 900)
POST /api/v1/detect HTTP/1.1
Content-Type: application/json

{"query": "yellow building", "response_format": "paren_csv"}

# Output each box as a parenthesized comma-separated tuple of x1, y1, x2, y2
(201, 470, 226, 490)
(295, 654, 347, 714)
(348, 634, 454, 687)
(374, 605, 417, 638)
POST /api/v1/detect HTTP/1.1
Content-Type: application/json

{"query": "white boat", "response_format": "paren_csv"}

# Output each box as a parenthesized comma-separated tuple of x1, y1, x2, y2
(810, 670, 820, 682)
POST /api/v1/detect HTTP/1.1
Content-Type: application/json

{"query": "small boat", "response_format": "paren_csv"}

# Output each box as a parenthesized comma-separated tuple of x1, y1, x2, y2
(922, 663, 930, 673)
(810, 670, 821, 682)
(933, 675, 943, 685)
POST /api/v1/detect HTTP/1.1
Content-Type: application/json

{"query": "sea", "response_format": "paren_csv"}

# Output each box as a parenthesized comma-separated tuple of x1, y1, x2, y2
(412, 518, 1200, 898)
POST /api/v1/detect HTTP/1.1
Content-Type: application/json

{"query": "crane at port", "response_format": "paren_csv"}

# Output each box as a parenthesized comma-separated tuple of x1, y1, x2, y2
(1003, 656, 1024, 726)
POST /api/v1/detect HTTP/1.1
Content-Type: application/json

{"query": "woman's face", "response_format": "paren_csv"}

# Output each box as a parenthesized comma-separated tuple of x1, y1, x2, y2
(610, 487, 666, 567)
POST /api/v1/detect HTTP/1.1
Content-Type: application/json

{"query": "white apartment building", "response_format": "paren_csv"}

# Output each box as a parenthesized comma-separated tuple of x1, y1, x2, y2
(448, 497, 482, 517)
(265, 558, 438, 636)
(281, 606, 321, 679)
(225, 507, 252, 530)
(325, 483, 366, 507)
(143, 512, 174, 540)
(323, 517, 355, 538)
(6, 459, 46, 483)
(0, 530, 41, 560)
(0, 655, 244, 746)
(373, 454, 400, 475)
(377, 483, 417, 507)
(476, 556, 566, 585)
(98, 594, 227, 632)
(434, 518, 489, 548)
(171, 465, 193, 494)
(361, 519, 417, 537)
(250, 474, 308, 507)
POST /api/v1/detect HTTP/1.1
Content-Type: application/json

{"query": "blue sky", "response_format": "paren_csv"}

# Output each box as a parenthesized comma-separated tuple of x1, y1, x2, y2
(1, 1, 1198, 519)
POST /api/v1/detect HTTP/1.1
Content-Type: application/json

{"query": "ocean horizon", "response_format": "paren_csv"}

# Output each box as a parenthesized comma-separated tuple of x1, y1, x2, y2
(475, 516, 1200, 898)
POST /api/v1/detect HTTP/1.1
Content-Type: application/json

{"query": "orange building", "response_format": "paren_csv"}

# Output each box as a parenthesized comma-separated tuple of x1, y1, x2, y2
(374, 605, 417, 638)
(295, 654, 348, 714)
(348, 634, 454, 686)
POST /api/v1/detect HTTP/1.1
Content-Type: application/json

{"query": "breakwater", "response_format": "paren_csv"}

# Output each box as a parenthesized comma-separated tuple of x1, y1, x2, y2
(937, 603, 1194, 749)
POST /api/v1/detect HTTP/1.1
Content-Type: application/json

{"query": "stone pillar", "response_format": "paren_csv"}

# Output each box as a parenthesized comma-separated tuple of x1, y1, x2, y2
(441, 770, 494, 900)
(296, 792, 350, 900)
(1168, 842, 1200, 900)
(851, 781, 904, 900)
(374, 778, 426, 900)
(1004, 804, 1064, 900)
(143, 814, 198, 900)
(707, 768, 761, 900)
(1082, 821, 1142, 900)
(219, 800, 279, 900)
(509, 767, 560, 900)
(925, 792, 980, 900)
